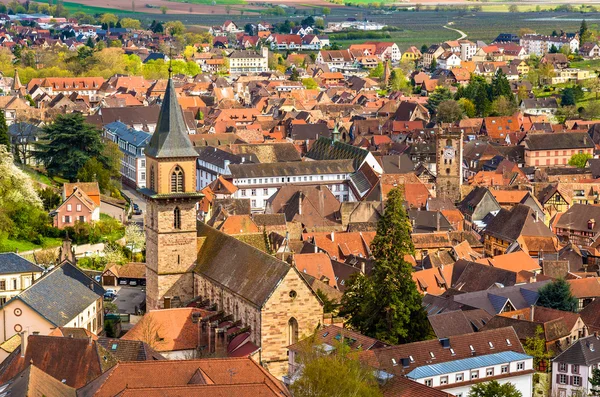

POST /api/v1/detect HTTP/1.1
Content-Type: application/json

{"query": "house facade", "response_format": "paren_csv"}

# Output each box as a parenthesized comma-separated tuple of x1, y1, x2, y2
(523, 132, 595, 167)
(103, 121, 151, 189)
(53, 184, 100, 228)
(0, 253, 43, 306)
(228, 47, 269, 74)
(551, 334, 600, 396)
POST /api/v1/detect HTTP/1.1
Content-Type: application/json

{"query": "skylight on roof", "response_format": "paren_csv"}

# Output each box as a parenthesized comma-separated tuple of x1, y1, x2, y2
(111, 343, 118, 350)
(506, 339, 512, 346)
(489, 342, 494, 349)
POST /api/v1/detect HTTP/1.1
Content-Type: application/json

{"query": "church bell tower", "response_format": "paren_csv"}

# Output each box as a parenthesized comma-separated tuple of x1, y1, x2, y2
(140, 76, 201, 310)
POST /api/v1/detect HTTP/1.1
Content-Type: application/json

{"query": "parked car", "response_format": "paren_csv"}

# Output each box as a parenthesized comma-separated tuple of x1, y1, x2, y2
(94, 275, 101, 283)
(133, 203, 143, 215)
(129, 280, 137, 286)
(119, 280, 128, 285)
(104, 291, 116, 300)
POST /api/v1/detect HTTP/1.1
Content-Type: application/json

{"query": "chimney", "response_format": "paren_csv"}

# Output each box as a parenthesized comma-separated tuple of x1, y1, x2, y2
(436, 211, 441, 232)
(298, 194, 302, 215)
(588, 219, 596, 230)
(20, 331, 27, 358)
(330, 232, 335, 242)
(360, 261, 365, 274)
(530, 305, 535, 322)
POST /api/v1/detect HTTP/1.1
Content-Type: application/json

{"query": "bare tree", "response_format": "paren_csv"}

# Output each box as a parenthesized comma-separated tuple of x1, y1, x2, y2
(134, 314, 167, 350)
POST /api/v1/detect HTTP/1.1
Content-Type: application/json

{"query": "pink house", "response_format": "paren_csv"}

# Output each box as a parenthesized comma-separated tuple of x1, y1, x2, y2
(53, 183, 100, 229)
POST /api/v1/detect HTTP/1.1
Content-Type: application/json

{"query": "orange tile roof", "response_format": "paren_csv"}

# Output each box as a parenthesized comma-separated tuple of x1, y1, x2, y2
(302, 231, 375, 261)
(218, 215, 259, 235)
(85, 357, 289, 397)
(294, 253, 336, 287)
(63, 182, 100, 206)
(412, 264, 454, 295)
(122, 308, 212, 352)
(491, 190, 528, 204)
(475, 251, 541, 273)
(568, 277, 600, 298)
(403, 183, 432, 209)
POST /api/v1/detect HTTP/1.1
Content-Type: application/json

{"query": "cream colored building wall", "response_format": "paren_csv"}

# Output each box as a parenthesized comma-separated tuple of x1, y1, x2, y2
(0, 272, 42, 303)
(1, 299, 55, 342)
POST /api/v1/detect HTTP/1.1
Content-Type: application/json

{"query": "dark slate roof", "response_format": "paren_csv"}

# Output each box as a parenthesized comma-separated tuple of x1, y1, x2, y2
(428, 309, 492, 338)
(379, 154, 415, 174)
(306, 137, 370, 170)
(458, 186, 495, 215)
(484, 204, 552, 243)
(16, 263, 104, 327)
(524, 132, 594, 151)
(104, 121, 151, 149)
(522, 97, 558, 109)
(289, 123, 330, 140)
(555, 203, 600, 233)
(451, 260, 518, 292)
(145, 78, 198, 159)
(408, 210, 453, 233)
(228, 159, 354, 179)
(0, 253, 43, 274)
(197, 146, 246, 169)
(194, 222, 293, 308)
(96, 338, 165, 362)
(8, 122, 41, 139)
(588, 158, 600, 178)
(229, 50, 263, 59)
(553, 334, 600, 366)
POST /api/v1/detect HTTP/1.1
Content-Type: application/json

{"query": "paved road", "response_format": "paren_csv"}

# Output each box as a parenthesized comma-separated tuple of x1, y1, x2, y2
(443, 25, 467, 40)
(121, 185, 145, 227)
(112, 286, 146, 315)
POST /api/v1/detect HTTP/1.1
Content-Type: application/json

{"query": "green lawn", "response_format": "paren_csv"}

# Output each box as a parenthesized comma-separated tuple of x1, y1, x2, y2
(32, 0, 140, 14)
(0, 237, 62, 253)
(21, 166, 54, 186)
(570, 59, 600, 70)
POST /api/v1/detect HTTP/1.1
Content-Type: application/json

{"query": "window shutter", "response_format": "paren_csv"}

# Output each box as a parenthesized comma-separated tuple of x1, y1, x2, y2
(570, 376, 573, 385)
(556, 374, 560, 384)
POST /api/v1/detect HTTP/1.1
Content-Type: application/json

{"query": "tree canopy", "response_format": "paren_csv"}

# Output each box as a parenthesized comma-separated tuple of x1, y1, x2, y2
(340, 188, 432, 344)
(537, 278, 578, 312)
(468, 381, 522, 397)
(36, 113, 106, 181)
(568, 153, 593, 168)
(290, 338, 382, 397)
(0, 110, 9, 150)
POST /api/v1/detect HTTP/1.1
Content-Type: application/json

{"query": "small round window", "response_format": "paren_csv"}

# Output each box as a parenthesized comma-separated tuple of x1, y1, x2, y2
(14, 308, 22, 317)
(289, 290, 297, 299)
(14, 324, 22, 333)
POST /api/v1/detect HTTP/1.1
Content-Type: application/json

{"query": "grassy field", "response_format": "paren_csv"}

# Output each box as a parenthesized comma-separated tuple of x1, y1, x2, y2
(33, 0, 139, 15)
(571, 59, 600, 70)
(166, 0, 245, 5)
(0, 237, 62, 253)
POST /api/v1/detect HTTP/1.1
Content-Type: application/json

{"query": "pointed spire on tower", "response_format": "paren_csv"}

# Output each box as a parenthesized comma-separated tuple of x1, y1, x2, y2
(12, 68, 22, 92)
(145, 76, 197, 159)
(58, 232, 75, 265)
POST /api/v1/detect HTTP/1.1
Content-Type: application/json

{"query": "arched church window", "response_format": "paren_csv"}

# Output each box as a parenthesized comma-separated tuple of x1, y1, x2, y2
(171, 166, 184, 193)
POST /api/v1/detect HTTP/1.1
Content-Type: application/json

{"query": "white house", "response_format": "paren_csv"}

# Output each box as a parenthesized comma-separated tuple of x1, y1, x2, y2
(359, 327, 534, 397)
(228, 159, 357, 211)
(520, 34, 579, 56)
(103, 121, 151, 189)
(551, 334, 600, 396)
(0, 253, 43, 306)
(437, 51, 462, 69)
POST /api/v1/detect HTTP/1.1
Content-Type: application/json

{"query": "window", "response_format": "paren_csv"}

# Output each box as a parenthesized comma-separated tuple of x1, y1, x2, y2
(573, 376, 581, 386)
(76, 204, 81, 211)
(141, 159, 145, 167)
(486, 368, 494, 377)
(488, 341, 494, 349)
(67, 204, 72, 211)
(263, 188, 268, 195)
(141, 172, 146, 181)
(559, 374, 568, 384)
(288, 317, 298, 345)
(79, 216, 85, 222)
(251, 200, 257, 207)
(0, 281, 5, 291)
(440, 376, 448, 385)
(572, 365, 579, 374)
(241, 189, 247, 197)
(424, 379, 433, 387)
(150, 166, 155, 191)
(173, 207, 181, 229)
(251, 189, 256, 196)
(170, 166, 184, 193)
(501, 365, 509, 374)
(517, 362, 524, 371)
(455, 373, 463, 382)
(470, 370, 479, 380)
(64, 216, 71, 223)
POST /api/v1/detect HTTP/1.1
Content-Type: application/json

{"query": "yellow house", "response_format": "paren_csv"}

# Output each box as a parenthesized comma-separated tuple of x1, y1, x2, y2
(402, 46, 422, 62)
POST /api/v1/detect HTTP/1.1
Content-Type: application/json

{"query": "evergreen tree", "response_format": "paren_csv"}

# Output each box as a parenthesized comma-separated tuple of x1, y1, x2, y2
(590, 367, 600, 396)
(36, 113, 106, 181)
(561, 88, 576, 106)
(491, 70, 514, 103)
(86, 36, 95, 48)
(537, 278, 578, 312)
(0, 110, 9, 150)
(549, 44, 559, 53)
(580, 19, 589, 39)
(426, 86, 452, 114)
(340, 188, 432, 344)
(430, 57, 437, 71)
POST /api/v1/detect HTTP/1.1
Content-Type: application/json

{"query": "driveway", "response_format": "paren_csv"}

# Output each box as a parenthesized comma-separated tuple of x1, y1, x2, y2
(112, 286, 146, 315)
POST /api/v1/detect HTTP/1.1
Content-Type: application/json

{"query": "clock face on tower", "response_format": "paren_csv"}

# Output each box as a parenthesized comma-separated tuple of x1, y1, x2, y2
(443, 147, 455, 160)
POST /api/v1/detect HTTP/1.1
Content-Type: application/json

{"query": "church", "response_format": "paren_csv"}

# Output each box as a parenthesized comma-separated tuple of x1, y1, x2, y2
(139, 76, 323, 378)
